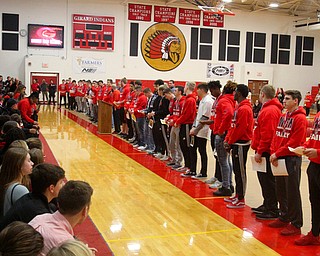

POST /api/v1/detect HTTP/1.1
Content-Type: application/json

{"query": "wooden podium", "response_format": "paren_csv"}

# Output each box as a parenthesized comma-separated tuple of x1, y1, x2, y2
(98, 100, 112, 134)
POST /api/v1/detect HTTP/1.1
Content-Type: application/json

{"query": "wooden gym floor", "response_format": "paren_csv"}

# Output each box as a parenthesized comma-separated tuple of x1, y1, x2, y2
(39, 105, 319, 256)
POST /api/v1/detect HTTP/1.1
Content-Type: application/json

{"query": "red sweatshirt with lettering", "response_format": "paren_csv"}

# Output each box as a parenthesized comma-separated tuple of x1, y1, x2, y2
(225, 99, 253, 144)
(133, 92, 147, 118)
(271, 106, 307, 158)
(213, 94, 235, 135)
(175, 93, 196, 126)
(251, 98, 283, 155)
(304, 112, 320, 164)
(168, 96, 185, 125)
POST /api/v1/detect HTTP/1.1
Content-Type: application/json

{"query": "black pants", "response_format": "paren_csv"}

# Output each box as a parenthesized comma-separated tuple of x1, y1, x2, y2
(257, 153, 278, 211)
(210, 133, 221, 181)
(190, 136, 208, 176)
(307, 161, 320, 236)
(179, 124, 192, 168)
(276, 156, 303, 228)
(231, 143, 250, 200)
(60, 95, 67, 108)
(113, 108, 121, 133)
(127, 115, 134, 139)
(305, 107, 310, 116)
(68, 96, 76, 110)
(49, 93, 56, 105)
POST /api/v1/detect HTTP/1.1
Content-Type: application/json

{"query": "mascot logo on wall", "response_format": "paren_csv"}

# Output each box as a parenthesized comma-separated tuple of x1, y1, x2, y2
(141, 23, 186, 72)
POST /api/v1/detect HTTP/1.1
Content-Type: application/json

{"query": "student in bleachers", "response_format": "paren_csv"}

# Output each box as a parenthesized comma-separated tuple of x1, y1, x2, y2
(29, 148, 44, 165)
(0, 163, 65, 231)
(0, 221, 44, 256)
(0, 148, 33, 218)
(29, 180, 94, 255)
(17, 92, 39, 127)
(47, 240, 94, 256)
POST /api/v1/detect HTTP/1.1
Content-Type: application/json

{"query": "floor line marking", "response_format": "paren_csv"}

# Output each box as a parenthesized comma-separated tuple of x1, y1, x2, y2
(106, 228, 239, 243)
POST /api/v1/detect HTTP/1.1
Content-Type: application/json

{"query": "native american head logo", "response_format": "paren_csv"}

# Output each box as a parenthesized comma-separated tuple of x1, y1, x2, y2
(141, 23, 186, 72)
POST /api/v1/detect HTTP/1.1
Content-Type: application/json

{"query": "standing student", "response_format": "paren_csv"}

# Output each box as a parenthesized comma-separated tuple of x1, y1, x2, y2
(188, 83, 214, 179)
(251, 85, 282, 219)
(303, 91, 313, 117)
(58, 79, 67, 108)
(213, 81, 236, 196)
(40, 79, 49, 104)
(223, 84, 253, 208)
(294, 112, 320, 245)
(175, 82, 197, 175)
(269, 90, 307, 236)
(48, 80, 57, 105)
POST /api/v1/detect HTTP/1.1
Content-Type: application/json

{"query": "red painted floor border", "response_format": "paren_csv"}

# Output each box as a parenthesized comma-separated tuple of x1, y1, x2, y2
(39, 132, 114, 256)
(63, 110, 318, 256)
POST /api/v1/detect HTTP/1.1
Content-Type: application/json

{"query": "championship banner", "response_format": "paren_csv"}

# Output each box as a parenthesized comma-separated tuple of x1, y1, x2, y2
(154, 6, 177, 23)
(73, 57, 106, 74)
(203, 12, 224, 27)
(128, 3, 152, 21)
(207, 63, 234, 79)
(178, 8, 201, 26)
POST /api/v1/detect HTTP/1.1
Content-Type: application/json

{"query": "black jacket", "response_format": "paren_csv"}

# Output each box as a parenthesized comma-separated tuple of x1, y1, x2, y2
(0, 193, 56, 231)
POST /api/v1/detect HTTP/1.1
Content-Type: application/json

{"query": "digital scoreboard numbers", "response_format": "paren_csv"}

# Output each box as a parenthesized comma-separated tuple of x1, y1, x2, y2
(72, 14, 115, 51)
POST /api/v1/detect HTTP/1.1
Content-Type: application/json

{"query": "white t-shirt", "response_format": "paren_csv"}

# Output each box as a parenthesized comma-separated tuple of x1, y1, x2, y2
(194, 94, 214, 139)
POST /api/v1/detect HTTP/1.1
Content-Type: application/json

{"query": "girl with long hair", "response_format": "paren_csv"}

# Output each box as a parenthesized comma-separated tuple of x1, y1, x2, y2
(0, 147, 33, 217)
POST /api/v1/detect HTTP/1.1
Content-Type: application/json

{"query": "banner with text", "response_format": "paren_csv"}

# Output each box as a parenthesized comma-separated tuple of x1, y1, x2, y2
(207, 63, 234, 79)
(179, 8, 201, 25)
(203, 12, 224, 27)
(128, 3, 152, 21)
(73, 57, 106, 74)
(154, 6, 177, 23)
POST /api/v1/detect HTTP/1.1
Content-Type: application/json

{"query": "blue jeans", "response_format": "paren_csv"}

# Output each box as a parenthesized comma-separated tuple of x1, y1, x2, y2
(145, 123, 155, 150)
(136, 117, 146, 146)
(215, 134, 232, 189)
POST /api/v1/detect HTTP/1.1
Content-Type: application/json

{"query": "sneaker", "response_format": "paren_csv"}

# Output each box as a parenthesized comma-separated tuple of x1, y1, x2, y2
(154, 153, 164, 159)
(226, 198, 245, 209)
(181, 170, 196, 177)
(251, 205, 266, 214)
(205, 177, 218, 184)
(255, 211, 279, 220)
(160, 155, 169, 161)
(128, 137, 136, 142)
(268, 219, 289, 228)
(191, 173, 207, 179)
(209, 181, 222, 189)
(137, 145, 147, 150)
(146, 149, 154, 154)
(280, 224, 301, 236)
(213, 187, 232, 196)
(175, 166, 188, 172)
(132, 144, 139, 148)
(224, 195, 238, 203)
(295, 231, 320, 246)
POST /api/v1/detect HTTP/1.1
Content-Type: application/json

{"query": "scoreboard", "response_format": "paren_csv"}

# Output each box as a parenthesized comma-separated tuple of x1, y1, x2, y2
(72, 14, 115, 51)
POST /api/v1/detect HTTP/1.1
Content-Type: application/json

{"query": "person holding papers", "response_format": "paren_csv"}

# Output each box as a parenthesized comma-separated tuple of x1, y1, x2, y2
(269, 90, 307, 236)
(294, 112, 320, 246)
(251, 85, 282, 219)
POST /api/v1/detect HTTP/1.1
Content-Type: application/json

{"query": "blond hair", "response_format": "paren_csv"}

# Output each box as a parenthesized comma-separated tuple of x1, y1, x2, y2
(47, 240, 93, 256)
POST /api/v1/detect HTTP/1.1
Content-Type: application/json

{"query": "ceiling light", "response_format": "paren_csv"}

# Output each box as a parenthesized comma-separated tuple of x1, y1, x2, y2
(269, 3, 279, 8)
(223, 0, 233, 3)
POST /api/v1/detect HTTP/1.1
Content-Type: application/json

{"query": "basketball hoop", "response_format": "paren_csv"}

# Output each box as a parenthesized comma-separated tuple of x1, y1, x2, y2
(198, 5, 235, 16)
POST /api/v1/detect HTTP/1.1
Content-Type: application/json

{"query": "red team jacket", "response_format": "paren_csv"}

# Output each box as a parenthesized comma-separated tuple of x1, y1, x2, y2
(213, 94, 235, 135)
(304, 112, 320, 164)
(167, 96, 185, 125)
(58, 83, 67, 96)
(271, 106, 307, 158)
(304, 94, 313, 108)
(251, 98, 283, 155)
(133, 92, 147, 118)
(18, 98, 36, 124)
(225, 99, 253, 145)
(175, 93, 197, 126)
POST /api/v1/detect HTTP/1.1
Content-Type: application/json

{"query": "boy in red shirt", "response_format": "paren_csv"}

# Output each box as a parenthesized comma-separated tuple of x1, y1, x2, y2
(303, 91, 313, 117)
(269, 90, 307, 236)
(223, 84, 253, 208)
(58, 79, 67, 108)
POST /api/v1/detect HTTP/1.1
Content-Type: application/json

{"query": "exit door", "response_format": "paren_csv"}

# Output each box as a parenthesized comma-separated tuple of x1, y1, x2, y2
(248, 80, 269, 104)
(30, 72, 59, 91)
